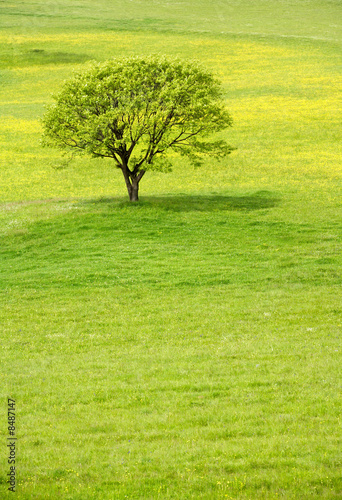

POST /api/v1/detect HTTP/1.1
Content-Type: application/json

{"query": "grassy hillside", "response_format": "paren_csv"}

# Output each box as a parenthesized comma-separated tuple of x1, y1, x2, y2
(1, 1, 341, 498)
(2, 0, 342, 40)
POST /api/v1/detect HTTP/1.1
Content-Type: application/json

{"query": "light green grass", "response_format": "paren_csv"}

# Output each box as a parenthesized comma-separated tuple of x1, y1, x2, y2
(0, 1, 341, 498)
(1, 197, 341, 499)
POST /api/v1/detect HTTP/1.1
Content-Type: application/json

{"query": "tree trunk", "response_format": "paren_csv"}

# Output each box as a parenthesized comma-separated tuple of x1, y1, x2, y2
(129, 179, 139, 202)
(124, 175, 139, 201)
(121, 163, 144, 202)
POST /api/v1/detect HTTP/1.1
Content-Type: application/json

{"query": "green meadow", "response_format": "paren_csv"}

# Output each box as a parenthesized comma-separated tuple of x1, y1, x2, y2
(1, 1, 341, 498)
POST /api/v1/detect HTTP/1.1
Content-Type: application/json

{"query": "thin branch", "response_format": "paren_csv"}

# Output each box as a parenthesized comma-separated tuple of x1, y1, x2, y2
(137, 169, 146, 182)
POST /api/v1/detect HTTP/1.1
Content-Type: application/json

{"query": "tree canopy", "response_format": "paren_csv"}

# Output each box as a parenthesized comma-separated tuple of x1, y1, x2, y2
(42, 56, 234, 201)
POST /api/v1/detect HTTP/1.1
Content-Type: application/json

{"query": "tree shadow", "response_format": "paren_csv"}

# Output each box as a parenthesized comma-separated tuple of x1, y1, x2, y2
(82, 190, 280, 212)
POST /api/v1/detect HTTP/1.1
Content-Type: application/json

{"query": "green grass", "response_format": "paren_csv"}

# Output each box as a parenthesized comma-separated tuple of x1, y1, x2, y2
(1, 195, 341, 499)
(1, 0, 342, 498)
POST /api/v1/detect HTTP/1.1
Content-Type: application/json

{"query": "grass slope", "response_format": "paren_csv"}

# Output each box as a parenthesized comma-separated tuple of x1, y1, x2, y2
(0, 1, 341, 498)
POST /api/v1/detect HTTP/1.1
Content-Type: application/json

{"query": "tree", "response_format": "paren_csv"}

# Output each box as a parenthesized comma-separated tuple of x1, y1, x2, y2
(42, 56, 234, 201)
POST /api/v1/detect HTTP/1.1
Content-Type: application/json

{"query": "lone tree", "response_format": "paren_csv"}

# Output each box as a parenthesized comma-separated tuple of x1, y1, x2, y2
(42, 56, 234, 201)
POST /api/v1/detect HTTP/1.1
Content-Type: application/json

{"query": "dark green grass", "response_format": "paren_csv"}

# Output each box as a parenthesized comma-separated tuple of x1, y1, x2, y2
(1, 194, 341, 291)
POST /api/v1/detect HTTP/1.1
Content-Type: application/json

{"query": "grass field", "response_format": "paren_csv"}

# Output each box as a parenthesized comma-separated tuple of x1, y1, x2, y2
(1, 1, 342, 498)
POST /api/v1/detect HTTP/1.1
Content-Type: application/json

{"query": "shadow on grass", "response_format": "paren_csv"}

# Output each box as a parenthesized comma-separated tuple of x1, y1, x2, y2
(82, 191, 280, 212)
(2, 50, 92, 69)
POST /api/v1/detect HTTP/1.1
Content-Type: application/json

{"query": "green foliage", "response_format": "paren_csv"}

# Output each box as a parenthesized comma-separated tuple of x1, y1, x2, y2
(42, 56, 233, 199)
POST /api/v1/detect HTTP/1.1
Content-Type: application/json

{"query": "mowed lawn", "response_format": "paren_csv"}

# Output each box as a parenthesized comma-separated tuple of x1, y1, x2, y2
(0, 1, 341, 498)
